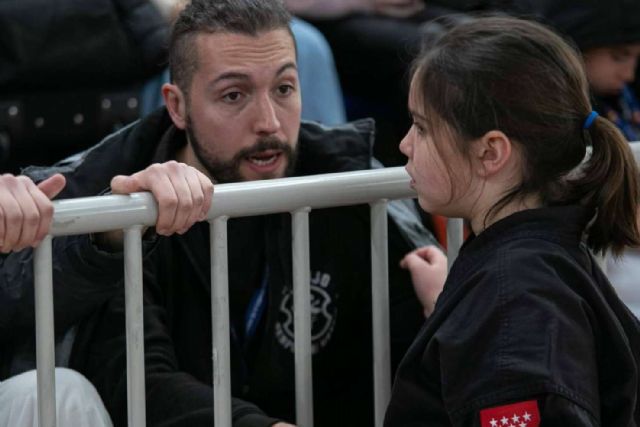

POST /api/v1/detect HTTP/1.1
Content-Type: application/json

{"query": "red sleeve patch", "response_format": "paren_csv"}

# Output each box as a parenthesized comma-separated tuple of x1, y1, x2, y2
(479, 400, 540, 427)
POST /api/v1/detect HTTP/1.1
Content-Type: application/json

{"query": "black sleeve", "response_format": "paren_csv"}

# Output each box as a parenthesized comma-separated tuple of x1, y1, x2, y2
(76, 267, 282, 427)
(450, 394, 599, 426)
(0, 234, 125, 345)
(436, 248, 601, 426)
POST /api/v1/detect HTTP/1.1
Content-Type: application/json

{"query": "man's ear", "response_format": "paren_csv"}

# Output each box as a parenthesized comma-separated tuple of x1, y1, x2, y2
(473, 130, 513, 178)
(162, 83, 187, 130)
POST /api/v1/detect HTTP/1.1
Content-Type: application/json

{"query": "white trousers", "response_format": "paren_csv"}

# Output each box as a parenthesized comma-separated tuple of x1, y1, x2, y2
(0, 368, 112, 427)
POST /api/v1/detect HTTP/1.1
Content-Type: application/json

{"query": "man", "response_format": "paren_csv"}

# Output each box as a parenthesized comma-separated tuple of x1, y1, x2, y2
(10, 0, 436, 425)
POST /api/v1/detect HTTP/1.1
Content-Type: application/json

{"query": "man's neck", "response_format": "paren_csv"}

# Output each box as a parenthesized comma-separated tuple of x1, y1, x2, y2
(176, 140, 214, 181)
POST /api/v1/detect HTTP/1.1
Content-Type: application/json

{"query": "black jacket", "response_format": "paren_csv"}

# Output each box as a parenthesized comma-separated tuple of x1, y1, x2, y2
(0, 0, 168, 93)
(385, 206, 640, 426)
(2, 109, 436, 426)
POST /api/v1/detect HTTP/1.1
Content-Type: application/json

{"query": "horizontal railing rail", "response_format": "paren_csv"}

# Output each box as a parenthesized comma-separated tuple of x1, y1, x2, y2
(51, 167, 417, 236)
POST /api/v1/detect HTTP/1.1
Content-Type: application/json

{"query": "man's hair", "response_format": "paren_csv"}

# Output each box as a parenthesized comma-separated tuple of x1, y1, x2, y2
(169, 0, 293, 93)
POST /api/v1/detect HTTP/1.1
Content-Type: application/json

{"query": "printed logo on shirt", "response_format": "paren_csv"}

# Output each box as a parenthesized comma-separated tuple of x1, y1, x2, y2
(480, 400, 540, 427)
(275, 270, 337, 354)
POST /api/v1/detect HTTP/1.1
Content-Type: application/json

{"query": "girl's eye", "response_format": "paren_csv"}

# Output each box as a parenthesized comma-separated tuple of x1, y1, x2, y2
(414, 123, 425, 135)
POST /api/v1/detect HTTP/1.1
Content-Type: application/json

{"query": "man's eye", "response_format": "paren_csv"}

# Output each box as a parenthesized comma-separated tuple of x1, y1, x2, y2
(223, 92, 243, 102)
(277, 85, 294, 95)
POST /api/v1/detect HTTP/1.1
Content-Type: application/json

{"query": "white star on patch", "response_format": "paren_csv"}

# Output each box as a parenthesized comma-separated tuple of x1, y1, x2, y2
(501, 416, 509, 425)
(512, 414, 520, 423)
(490, 419, 498, 427)
(523, 412, 532, 422)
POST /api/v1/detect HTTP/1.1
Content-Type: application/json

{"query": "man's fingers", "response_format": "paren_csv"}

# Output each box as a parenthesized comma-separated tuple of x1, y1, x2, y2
(0, 174, 61, 251)
(37, 174, 66, 200)
(198, 172, 214, 221)
(28, 182, 56, 244)
(12, 178, 42, 250)
(165, 163, 195, 233)
(152, 173, 179, 235)
(110, 174, 143, 195)
(109, 162, 214, 236)
(0, 188, 24, 252)
(179, 167, 210, 233)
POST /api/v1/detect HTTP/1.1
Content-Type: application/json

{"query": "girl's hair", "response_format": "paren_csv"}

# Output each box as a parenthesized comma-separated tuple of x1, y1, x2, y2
(412, 16, 640, 255)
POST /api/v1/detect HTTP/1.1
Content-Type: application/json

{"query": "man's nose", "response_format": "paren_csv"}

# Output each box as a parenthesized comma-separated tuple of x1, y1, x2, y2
(253, 94, 281, 135)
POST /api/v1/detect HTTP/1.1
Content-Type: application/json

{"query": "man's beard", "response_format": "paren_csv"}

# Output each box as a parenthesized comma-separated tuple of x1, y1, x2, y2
(185, 115, 297, 183)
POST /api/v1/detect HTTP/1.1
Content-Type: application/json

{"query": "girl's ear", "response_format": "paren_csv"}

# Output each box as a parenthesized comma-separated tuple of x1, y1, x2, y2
(162, 83, 188, 130)
(473, 130, 513, 178)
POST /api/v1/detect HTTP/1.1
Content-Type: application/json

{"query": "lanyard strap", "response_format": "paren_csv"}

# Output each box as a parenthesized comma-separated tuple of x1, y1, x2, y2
(243, 263, 269, 346)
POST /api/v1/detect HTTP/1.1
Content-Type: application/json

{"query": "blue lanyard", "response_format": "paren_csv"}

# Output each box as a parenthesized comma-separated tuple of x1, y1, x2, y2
(242, 264, 269, 347)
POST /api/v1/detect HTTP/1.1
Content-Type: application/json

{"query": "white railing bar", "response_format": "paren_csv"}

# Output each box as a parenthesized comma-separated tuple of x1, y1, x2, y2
(631, 142, 640, 163)
(370, 200, 391, 427)
(34, 236, 56, 427)
(123, 226, 146, 427)
(49, 168, 414, 237)
(292, 208, 314, 427)
(446, 218, 464, 270)
(210, 217, 233, 427)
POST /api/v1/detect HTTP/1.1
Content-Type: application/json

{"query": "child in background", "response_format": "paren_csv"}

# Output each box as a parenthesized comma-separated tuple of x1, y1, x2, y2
(514, 0, 640, 319)
(386, 16, 640, 426)
(511, 0, 640, 141)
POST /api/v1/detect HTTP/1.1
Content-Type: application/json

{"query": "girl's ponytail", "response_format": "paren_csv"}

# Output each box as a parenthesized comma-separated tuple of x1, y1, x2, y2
(410, 17, 640, 255)
(572, 116, 640, 255)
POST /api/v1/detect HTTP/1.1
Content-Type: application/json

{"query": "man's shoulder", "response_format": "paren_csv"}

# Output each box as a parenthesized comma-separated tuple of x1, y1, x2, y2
(22, 108, 172, 199)
(296, 118, 375, 175)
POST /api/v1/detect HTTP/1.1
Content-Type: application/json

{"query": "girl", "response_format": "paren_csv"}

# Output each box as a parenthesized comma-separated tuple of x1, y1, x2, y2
(385, 16, 640, 427)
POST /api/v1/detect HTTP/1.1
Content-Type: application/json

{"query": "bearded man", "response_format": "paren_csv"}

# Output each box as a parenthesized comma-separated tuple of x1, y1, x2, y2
(2, 0, 437, 426)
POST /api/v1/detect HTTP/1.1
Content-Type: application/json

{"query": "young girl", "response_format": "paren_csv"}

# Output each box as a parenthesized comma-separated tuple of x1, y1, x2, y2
(385, 16, 640, 427)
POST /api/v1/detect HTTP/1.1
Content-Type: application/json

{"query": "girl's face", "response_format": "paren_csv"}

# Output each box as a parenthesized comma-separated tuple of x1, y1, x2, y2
(399, 76, 473, 217)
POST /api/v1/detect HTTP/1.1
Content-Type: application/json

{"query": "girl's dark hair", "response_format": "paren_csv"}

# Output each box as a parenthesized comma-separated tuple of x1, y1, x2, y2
(169, 0, 293, 93)
(412, 16, 640, 255)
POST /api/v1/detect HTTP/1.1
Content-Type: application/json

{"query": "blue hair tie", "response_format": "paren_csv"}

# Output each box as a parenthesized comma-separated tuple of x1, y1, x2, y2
(583, 111, 599, 129)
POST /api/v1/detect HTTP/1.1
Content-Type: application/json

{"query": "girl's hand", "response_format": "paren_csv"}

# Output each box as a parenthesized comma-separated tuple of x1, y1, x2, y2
(400, 246, 447, 317)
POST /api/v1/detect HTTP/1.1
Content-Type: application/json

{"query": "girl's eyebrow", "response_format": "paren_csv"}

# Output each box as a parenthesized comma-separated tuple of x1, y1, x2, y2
(410, 109, 427, 121)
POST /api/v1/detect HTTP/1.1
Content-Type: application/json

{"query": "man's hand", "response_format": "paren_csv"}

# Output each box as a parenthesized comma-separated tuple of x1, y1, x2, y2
(373, 0, 424, 18)
(0, 173, 66, 253)
(400, 245, 447, 317)
(94, 161, 214, 251)
(110, 161, 214, 235)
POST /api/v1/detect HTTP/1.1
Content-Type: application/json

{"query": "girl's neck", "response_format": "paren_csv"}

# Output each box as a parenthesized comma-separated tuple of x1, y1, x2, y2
(469, 193, 542, 235)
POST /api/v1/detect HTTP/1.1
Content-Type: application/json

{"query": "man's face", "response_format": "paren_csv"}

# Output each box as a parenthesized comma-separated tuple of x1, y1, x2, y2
(584, 43, 640, 96)
(183, 29, 301, 183)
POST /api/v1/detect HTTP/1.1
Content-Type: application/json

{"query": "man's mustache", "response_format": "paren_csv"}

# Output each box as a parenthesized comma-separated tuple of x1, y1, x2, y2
(235, 137, 293, 160)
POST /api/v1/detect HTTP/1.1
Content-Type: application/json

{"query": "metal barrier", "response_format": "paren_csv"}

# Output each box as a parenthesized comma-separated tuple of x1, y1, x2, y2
(31, 166, 464, 427)
(33, 142, 640, 427)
